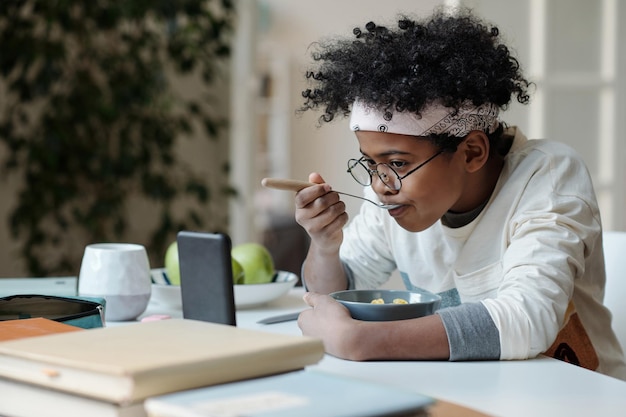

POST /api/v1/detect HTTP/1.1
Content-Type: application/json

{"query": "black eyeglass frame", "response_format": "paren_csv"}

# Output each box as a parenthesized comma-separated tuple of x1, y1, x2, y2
(346, 150, 444, 191)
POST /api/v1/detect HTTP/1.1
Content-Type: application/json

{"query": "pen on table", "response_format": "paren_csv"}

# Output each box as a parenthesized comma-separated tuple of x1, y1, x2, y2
(257, 311, 302, 325)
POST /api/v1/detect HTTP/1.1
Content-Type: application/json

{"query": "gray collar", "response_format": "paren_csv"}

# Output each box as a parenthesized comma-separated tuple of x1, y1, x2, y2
(441, 199, 489, 228)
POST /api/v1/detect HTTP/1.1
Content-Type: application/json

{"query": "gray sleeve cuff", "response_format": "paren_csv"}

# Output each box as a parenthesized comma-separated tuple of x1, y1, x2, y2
(437, 302, 501, 361)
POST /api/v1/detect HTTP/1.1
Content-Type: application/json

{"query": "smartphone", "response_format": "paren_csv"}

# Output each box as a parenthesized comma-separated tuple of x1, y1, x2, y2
(176, 231, 236, 326)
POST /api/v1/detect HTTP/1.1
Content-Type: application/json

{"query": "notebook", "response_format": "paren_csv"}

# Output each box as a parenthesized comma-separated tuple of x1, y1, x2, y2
(0, 317, 82, 341)
(143, 369, 434, 417)
(0, 318, 325, 404)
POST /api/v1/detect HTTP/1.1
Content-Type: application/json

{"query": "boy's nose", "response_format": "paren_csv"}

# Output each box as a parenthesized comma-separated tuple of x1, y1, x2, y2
(371, 173, 398, 195)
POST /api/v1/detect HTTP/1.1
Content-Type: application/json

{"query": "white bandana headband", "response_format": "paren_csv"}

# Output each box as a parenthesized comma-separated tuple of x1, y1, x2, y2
(349, 100, 500, 137)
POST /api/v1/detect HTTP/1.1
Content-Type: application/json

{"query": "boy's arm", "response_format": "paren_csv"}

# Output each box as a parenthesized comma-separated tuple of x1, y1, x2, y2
(298, 292, 451, 360)
(302, 244, 349, 293)
(295, 172, 350, 293)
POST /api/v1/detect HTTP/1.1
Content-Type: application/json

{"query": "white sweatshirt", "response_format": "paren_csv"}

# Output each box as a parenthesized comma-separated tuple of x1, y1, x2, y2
(340, 127, 626, 380)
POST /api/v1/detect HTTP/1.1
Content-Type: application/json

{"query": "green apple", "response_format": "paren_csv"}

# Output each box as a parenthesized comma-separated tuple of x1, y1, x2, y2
(231, 243, 275, 284)
(164, 241, 181, 285)
(232, 257, 244, 284)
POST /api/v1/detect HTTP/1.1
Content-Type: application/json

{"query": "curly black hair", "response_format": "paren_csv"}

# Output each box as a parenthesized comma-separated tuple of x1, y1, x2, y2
(300, 8, 531, 135)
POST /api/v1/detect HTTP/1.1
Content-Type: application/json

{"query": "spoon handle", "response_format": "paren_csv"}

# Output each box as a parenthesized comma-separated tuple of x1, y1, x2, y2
(261, 178, 315, 192)
(262, 177, 400, 210)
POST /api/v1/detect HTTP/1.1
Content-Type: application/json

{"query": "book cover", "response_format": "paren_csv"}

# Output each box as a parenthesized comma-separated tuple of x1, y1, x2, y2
(0, 377, 146, 417)
(144, 369, 434, 417)
(0, 318, 325, 405)
(0, 317, 82, 341)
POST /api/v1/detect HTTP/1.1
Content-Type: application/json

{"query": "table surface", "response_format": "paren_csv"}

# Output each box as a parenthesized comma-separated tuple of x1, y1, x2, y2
(129, 287, 626, 417)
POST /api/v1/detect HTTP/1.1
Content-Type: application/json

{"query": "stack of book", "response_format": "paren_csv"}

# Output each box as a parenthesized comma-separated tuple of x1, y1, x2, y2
(0, 317, 490, 417)
(0, 318, 325, 417)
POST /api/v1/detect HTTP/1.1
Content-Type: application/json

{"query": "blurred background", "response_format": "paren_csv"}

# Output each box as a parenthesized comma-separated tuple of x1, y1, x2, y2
(1, 0, 624, 278)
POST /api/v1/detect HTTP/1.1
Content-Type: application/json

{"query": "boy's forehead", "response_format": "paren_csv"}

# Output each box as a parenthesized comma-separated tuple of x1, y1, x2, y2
(355, 130, 435, 155)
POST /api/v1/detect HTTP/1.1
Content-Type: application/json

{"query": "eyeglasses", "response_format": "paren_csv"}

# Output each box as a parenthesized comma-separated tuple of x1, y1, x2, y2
(346, 150, 443, 191)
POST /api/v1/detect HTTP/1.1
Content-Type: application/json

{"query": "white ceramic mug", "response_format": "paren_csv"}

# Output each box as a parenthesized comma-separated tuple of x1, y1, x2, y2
(78, 243, 151, 321)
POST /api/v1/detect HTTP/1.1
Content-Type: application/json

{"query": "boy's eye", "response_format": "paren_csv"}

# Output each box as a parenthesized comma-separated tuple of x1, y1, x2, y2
(389, 160, 408, 170)
(361, 158, 409, 171)
(361, 158, 376, 168)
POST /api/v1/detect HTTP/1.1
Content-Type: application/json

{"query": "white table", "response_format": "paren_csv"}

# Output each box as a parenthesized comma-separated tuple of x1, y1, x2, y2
(135, 287, 626, 417)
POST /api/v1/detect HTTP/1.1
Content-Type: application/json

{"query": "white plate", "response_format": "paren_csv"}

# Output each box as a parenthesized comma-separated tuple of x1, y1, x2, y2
(150, 282, 183, 310)
(150, 269, 298, 310)
(234, 270, 299, 308)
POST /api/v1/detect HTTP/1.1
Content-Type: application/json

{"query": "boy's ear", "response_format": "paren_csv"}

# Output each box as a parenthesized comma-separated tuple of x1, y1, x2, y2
(462, 131, 490, 173)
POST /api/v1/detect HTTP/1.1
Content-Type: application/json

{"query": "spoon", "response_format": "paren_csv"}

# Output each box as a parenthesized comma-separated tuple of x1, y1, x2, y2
(261, 178, 402, 210)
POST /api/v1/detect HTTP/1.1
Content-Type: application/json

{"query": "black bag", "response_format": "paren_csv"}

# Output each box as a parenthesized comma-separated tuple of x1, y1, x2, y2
(0, 294, 105, 328)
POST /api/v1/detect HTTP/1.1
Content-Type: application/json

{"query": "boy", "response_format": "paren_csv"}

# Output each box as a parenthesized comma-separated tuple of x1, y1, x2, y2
(293, 8, 626, 380)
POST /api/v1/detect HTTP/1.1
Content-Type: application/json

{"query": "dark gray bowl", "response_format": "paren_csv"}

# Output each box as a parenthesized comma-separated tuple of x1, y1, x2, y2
(330, 289, 441, 321)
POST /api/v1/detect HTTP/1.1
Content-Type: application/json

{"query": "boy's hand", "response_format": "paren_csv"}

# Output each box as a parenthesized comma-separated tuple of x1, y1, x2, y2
(298, 292, 356, 358)
(294, 172, 348, 254)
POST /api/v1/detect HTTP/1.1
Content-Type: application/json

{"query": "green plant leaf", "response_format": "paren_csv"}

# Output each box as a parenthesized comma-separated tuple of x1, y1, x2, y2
(0, 0, 236, 275)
